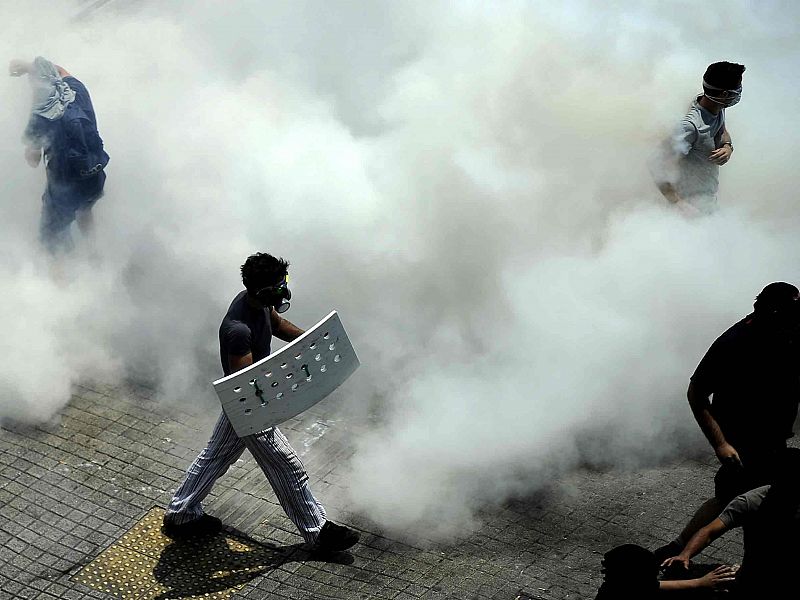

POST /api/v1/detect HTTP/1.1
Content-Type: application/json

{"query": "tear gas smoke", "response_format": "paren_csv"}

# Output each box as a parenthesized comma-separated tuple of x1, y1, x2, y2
(1, 1, 798, 540)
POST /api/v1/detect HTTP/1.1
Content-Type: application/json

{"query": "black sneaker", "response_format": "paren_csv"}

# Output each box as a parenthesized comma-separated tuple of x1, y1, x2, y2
(161, 514, 223, 540)
(313, 521, 360, 552)
(653, 540, 684, 566)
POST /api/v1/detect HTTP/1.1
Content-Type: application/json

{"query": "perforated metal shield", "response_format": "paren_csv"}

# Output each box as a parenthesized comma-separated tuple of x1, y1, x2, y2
(213, 311, 359, 437)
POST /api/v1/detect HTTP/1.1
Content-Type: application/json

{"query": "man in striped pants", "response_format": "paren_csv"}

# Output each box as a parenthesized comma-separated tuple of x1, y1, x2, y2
(162, 252, 359, 552)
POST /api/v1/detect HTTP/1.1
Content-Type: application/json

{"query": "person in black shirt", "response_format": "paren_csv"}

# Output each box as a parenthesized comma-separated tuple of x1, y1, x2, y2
(163, 253, 360, 552)
(655, 282, 800, 562)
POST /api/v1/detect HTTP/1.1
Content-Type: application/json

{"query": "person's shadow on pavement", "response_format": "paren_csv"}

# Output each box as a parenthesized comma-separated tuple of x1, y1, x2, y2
(151, 529, 353, 599)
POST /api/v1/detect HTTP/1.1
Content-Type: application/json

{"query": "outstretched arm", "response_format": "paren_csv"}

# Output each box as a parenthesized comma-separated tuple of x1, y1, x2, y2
(9, 58, 70, 78)
(659, 564, 737, 591)
(662, 518, 730, 569)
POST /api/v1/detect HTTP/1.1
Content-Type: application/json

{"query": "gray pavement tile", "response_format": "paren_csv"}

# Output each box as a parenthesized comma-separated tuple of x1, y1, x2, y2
(4, 579, 29, 596)
(4, 534, 29, 554)
(20, 543, 44, 562)
(11, 552, 34, 572)
(2, 383, 764, 600)
(15, 585, 45, 599)
(25, 574, 56, 592)
(2, 479, 25, 497)
(0, 485, 14, 503)
(392, 593, 426, 600)
(8, 506, 36, 528)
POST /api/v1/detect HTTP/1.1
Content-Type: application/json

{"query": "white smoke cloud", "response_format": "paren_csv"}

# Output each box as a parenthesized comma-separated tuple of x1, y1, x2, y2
(0, 0, 798, 539)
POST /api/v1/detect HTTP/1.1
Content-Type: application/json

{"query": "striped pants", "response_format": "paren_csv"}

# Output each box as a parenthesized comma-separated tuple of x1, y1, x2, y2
(164, 412, 327, 543)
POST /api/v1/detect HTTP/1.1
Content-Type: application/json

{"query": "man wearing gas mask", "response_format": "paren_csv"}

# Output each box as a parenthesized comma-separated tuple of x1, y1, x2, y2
(162, 252, 360, 552)
(652, 61, 744, 215)
(654, 282, 800, 562)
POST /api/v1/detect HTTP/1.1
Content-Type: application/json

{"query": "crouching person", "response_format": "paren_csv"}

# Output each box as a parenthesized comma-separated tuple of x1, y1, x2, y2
(662, 448, 800, 597)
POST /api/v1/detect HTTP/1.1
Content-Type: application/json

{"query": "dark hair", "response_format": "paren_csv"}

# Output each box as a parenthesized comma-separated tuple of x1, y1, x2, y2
(753, 282, 799, 316)
(704, 61, 745, 89)
(240, 253, 289, 292)
(595, 544, 660, 599)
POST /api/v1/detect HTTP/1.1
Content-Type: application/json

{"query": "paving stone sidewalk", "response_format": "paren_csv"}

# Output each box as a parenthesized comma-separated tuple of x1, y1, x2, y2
(1, 382, 752, 599)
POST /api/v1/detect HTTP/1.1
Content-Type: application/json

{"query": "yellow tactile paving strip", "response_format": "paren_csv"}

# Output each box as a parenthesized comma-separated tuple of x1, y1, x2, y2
(72, 507, 285, 599)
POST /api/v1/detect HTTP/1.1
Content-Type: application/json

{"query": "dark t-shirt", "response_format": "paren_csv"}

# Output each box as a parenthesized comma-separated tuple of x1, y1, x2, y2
(219, 291, 273, 376)
(718, 485, 800, 595)
(691, 316, 800, 457)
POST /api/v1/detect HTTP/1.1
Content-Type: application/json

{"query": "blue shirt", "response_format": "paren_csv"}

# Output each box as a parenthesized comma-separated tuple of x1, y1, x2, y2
(24, 76, 108, 181)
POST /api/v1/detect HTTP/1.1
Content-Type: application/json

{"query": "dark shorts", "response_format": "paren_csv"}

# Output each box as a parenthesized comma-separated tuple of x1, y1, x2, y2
(40, 170, 106, 253)
(713, 451, 782, 502)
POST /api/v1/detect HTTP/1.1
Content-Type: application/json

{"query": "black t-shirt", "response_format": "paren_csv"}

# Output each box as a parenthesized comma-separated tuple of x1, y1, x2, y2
(718, 485, 800, 595)
(691, 316, 800, 457)
(219, 291, 273, 376)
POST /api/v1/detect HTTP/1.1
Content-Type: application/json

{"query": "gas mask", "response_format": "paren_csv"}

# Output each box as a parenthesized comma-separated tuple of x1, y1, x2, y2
(254, 277, 292, 313)
(702, 79, 742, 107)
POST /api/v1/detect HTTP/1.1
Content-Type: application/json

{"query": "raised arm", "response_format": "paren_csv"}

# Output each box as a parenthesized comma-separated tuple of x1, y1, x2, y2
(9, 58, 70, 78)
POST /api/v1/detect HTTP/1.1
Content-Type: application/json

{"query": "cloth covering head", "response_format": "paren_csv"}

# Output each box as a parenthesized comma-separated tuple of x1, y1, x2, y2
(28, 56, 75, 120)
(703, 61, 745, 90)
(702, 61, 745, 107)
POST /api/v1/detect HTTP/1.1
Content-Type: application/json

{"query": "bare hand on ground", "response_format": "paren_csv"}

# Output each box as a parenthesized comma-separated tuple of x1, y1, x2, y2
(697, 565, 738, 589)
(661, 555, 690, 570)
